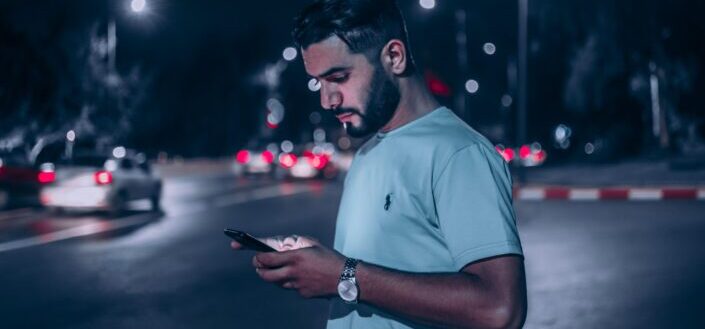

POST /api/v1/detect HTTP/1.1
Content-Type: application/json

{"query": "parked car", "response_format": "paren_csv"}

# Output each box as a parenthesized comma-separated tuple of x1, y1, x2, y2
(39, 150, 161, 214)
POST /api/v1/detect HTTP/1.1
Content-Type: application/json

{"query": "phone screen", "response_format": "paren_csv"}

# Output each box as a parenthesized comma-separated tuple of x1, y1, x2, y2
(224, 229, 277, 252)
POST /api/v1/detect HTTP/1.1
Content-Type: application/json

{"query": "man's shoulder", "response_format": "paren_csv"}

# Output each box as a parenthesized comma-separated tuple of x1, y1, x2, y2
(411, 107, 496, 154)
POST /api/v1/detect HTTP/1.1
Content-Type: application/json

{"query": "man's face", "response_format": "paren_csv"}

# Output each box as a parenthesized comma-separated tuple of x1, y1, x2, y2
(302, 36, 400, 137)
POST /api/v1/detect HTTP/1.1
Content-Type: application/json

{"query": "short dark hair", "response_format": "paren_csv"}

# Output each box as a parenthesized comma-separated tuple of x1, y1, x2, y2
(292, 0, 415, 72)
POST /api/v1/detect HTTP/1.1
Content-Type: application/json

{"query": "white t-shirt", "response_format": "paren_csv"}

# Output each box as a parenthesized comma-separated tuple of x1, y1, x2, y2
(327, 107, 523, 329)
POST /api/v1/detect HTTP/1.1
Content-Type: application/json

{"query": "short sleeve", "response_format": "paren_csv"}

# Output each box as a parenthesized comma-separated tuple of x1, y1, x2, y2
(433, 144, 523, 271)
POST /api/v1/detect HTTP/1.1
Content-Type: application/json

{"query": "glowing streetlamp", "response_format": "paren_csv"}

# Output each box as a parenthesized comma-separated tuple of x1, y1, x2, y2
(282, 47, 298, 61)
(419, 0, 436, 10)
(131, 0, 146, 13)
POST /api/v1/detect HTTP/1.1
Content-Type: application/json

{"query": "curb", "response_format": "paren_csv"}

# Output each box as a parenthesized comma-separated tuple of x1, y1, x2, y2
(513, 187, 705, 201)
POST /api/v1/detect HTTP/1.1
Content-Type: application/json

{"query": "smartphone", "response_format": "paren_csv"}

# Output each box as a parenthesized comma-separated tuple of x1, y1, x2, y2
(224, 229, 277, 252)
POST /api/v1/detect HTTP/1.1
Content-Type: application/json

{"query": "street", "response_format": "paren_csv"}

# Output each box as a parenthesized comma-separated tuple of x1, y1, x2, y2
(0, 171, 703, 328)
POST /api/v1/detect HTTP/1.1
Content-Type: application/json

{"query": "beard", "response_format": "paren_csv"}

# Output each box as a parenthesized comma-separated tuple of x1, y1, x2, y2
(332, 65, 400, 138)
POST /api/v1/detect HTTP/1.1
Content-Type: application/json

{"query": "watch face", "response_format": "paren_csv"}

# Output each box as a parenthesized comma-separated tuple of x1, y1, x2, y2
(337, 279, 358, 302)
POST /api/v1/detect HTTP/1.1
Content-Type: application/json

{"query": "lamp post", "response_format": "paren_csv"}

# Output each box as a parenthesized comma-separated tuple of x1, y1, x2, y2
(107, 0, 148, 73)
(516, 0, 528, 183)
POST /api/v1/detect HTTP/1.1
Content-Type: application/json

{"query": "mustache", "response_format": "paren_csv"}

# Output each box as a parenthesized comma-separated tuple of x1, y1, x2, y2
(331, 107, 363, 117)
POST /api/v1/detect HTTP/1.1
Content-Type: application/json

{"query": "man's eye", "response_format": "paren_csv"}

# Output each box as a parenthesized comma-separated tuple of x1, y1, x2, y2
(328, 75, 349, 83)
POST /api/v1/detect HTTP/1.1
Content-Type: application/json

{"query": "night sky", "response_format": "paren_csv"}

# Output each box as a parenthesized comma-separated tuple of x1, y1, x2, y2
(1, 0, 703, 159)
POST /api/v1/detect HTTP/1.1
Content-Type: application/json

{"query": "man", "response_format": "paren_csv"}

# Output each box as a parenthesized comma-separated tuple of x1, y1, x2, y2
(231, 0, 527, 328)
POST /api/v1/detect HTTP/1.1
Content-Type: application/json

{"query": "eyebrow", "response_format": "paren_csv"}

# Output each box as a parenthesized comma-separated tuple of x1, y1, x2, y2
(311, 66, 351, 79)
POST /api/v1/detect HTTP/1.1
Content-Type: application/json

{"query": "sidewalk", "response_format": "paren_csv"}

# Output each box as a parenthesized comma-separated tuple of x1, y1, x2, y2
(513, 157, 705, 201)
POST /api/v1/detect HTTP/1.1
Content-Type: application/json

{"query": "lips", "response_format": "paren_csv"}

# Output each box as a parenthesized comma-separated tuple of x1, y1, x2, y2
(336, 113, 354, 122)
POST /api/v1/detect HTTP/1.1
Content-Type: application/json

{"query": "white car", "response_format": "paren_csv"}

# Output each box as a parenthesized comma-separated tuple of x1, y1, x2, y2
(276, 150, 339, 180)
(40, 153, 162, 214)
(235, 149, 276, 175)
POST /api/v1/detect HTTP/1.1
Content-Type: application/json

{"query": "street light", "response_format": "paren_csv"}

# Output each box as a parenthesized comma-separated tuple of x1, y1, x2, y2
(308, 78, 321, 92)
(517, 0, 528, 183)
(483, 42, 496, 55)
(131, 0, 146, 13)
(282, 47, 298, 61)
(106, 0, 149, 73)
(419, 0, 436, 10)
(465, 79, 479, 94)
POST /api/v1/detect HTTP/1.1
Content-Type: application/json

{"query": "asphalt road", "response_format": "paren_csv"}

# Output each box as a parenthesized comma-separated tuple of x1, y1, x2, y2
(0, 172, 703, 328)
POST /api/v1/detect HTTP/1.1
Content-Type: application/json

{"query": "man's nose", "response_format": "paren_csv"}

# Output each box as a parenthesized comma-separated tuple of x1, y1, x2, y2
(321, 91, 342, 111)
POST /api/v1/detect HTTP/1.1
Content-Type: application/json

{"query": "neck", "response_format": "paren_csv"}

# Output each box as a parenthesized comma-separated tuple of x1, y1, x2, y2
(380, 75, 440, 133)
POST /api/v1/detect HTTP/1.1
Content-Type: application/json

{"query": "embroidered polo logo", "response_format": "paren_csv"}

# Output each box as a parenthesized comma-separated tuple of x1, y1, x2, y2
(384, 193, 393, 211)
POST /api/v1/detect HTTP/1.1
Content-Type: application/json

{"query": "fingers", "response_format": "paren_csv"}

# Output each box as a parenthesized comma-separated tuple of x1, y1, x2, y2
(256, 266, 293, 283)
(230, 241, 242, 249)
(254, 250, 296, 268)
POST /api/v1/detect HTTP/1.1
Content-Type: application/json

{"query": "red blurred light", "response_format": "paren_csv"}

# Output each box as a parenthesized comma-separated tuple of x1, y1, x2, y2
(494, 146, 515, 163)
(265, 121, 278, 129)
(535, 150, 547, 162)
(308, 154, 329, 170)
(302, 150, 314, 159)
(40, 193, 51, 205)
(279, 153, 297, 169)
(519, 145, 531, 159)
(37, 171, 55, 184)
(236, 150, 250, 164)
(504, 148, 515, 162)
(94, 170, 113, 185)
(261, 150, 274, 164)
(425, 71, 451, 97)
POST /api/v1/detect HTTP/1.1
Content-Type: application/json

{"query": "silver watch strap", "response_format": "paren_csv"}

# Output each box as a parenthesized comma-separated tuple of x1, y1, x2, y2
(340, 258, 359, 280)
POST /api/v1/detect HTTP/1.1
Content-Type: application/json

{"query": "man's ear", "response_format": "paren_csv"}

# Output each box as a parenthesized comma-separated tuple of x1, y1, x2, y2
(380, 39, 408, 76)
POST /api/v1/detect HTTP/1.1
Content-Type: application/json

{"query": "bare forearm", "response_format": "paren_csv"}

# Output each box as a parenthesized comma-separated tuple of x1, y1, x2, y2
(355, 262, 522, 329)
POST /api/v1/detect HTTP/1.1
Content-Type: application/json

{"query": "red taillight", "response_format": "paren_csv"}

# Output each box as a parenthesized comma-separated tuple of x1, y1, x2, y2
(495, 146, 515, 163)
(236, 150, 250, 164)
(519, 145, 531, 159)
(504, 148, 516, 162)
(261, 150, 274, 164)
(535, 150, 547, 162)
(279, 153, 297, 169)
(37, 171, 55, 184)
(94, 170, 113, 185)
(308, 154, 329, 170)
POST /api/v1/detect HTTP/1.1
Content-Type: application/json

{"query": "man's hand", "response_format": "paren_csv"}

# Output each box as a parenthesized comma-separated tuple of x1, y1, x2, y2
(231, 235, 346, 299)
(254, 244, 345, 298)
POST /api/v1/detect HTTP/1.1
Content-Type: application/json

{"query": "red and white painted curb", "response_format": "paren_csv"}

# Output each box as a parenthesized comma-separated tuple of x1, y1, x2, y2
(513, 187, 705, 201)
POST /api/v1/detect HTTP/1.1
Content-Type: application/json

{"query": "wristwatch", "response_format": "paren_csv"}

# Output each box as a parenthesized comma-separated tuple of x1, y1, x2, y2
(337, 258, 360, 304)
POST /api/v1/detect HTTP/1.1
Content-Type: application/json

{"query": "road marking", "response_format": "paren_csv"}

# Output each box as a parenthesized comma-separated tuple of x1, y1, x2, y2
(517, 188, 545, 200)
(515, 187, 705, 201)
(628, 189, 662, 200)
(0, 213, 152, 253)
(0, 183, 313, 254)
(569, 189, 599, 201)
